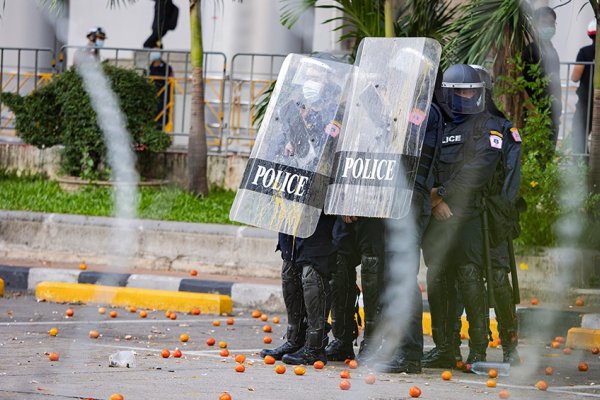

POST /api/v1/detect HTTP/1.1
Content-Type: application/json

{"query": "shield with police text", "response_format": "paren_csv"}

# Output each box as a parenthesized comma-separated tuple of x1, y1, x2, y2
(229, 54, 353, 238)
(324, 37, 441, 219)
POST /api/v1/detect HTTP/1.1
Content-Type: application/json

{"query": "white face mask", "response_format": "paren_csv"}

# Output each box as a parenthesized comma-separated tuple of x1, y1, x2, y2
(95, 39, 105, 48)
(149, 52, 161, 62)
(302, 80, 323, 105)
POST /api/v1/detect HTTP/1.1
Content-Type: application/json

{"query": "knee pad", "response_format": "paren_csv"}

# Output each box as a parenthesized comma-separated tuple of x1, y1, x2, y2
(457, 264, 482, 284)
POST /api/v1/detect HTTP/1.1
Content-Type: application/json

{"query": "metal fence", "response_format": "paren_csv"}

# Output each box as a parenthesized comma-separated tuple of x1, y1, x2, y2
(0, 47, 56, 133)
(3, 47, 594, 156)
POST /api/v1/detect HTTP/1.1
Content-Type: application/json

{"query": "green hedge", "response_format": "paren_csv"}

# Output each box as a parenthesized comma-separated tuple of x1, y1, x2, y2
(2, 64, 171, 180)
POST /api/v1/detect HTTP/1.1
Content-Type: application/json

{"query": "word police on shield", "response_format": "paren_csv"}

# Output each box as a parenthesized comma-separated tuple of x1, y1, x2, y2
(325, 38, 441, 219)
(230, 54, 354, 238)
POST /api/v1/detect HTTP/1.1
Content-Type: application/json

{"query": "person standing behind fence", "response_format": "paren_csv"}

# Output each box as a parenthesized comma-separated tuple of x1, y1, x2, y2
(148, 42, 174, 131)
(75, 27, 107, 63)
(571, 20, 596, 154)
(523, 7, 562, 149)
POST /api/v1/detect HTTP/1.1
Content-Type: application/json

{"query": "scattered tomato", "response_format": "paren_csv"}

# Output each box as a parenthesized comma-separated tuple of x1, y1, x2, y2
(48, 327, 58, 337)
(545, 366, 554, 375)
(339, 380, 351, 390)
(555, 336, 566, 343)
(235, 354, 246, 364)
(275, 364, 286, 374)
(272, 316, 280, 324)
(219, 341, 227, 348)
(206, 337, 216, 346)
(498, 389, 510, 399)
(109, 310, 118, 318)
(48, 352, 59, 361)
(408, 386, 421, 398)
(226, 318, 235, 325)
(191, 308, 201, 315)
(592, 347, 600, 355)
(65, 308, 74, 317)
(488, 368, 498, 378)
(313, 360, 325, 369)
(89, 330, 100, 339)
(219, 392, 231, 400)
(260, 314, 268, 322)
(98, 307, 106, 315)
(550, 340, 561, 349)
(456, 360, 465, 370)
(173, 348, 182, 358)
(235, 364, 245, 373)
(169, 313, 177, 320)
(190, 269, 198, 276)
(220, 349, 230, 357)
(563, 347, 572, 355)
(212, 320, 221, 326)
(487, 379, 497, 388)
(263, 325, 272, 333)
(251, 310, 261, 318)
(348, 359, 358, 369)
(365, 374, 376, 384)
(530, 297, 539, 305)
(340, 370, 350, 379)
(535, 380, 548, 391)
(79, 263, 87, 270)
(109, 394, 124, 400)
(161, 349, 170, 358)
(263, 336, 272, 344)
(129, 306, 136, 313)
(264, 355, 276, 365)
(441, 370, 452, 380)
(294, 366, 306, 376)
(578, 362, 589, 372)
(575, 297, 584, 306)
(179, 333, 189, 342)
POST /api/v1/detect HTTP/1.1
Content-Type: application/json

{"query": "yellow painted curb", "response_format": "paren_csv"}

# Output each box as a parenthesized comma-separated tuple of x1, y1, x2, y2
(566, 327, 600, 350)
(0, 278, 4, 297)
(35, 282, 232, 315)
(357, 308, 499, 341)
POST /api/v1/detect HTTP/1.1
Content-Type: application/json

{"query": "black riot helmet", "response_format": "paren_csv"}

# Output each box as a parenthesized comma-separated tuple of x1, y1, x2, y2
(442, 64, 485, 114)
(469, 64, 492, 90)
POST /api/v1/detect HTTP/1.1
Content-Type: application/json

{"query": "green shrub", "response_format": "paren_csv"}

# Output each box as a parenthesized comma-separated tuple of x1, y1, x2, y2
(498, 57, 600, 248)
(1, 64, 171, 180)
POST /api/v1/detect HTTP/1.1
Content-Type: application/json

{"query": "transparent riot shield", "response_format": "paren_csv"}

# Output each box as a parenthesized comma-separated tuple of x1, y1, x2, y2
(229, 54, 353, 238)
(324, 37, 441, 219)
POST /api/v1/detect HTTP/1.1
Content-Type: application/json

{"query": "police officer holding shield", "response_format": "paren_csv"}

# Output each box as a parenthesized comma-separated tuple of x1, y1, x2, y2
(422, 64, 503, 367)
(259, 56, 345, 366)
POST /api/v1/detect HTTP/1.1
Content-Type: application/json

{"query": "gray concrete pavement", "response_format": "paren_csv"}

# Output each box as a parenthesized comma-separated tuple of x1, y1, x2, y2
(1, 294, 599, 400)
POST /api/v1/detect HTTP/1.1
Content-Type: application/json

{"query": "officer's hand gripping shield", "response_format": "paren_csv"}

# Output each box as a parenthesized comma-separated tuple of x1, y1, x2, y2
(324, 38, 441, 219)
(229, 54, 354, 238)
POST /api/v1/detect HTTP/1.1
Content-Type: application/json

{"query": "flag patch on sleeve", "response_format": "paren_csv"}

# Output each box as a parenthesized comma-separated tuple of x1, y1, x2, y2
(490, 134, 503, 149)
(510, 127, 522, 143)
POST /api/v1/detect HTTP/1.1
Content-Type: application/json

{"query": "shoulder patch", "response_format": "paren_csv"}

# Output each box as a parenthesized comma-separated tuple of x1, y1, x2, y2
(490, 130, 503, 138)
(409, 109, 426, 126)
(510, 127, 522, 143)
(489, 134, 503, 150)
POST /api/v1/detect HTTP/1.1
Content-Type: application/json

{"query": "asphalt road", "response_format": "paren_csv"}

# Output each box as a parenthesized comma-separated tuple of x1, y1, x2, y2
(1, 293, 599, 400)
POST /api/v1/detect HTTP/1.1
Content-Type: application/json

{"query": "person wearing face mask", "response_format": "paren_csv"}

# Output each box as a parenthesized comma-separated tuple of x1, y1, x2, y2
(421, 64, 503, 368)
(523, 6, 562, 149)
(87, 27, 107, 58)
(148, 42, 174, 131)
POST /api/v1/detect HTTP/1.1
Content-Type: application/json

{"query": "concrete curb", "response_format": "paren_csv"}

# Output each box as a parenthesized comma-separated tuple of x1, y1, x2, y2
(0, 264, 285, 311)
(35, 282, 233, 315)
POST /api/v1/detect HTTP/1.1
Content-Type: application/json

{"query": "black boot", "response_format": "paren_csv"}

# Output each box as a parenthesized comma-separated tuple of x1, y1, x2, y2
(326, 254, 358, 361)
(492, 269, 520, 366)
(282, 264, 329, 365)
(260, 260, 305, 359)
(422, 264, 456, 368)
(457, 264, 488, 366)
(357, 255, 383, 362)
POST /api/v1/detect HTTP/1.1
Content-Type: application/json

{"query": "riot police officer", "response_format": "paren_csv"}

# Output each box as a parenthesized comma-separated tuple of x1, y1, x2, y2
(325, 216, 385, 362)
(376, 68, 453, 374)
(471, 65, 521, 365)
(422, 64, 503, 367)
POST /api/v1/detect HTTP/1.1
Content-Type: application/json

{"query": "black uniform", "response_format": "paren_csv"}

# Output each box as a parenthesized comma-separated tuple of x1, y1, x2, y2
(573, 42, 595, 153)
(422, 112, 503, 366)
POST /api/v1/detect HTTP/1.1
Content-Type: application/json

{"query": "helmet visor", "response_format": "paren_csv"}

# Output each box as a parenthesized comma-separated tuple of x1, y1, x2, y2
(442, 84, 485, 114)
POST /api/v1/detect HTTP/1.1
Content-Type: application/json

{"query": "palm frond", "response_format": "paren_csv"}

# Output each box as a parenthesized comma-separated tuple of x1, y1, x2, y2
(445, 0, 534, 65)
(280, 0, 318, 28)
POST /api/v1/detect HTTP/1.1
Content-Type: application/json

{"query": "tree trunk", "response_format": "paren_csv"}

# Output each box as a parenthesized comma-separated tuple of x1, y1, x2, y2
(384, 0, 394, 38)
(187, 0, 209, 196)
(590, 19, 600, 193)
